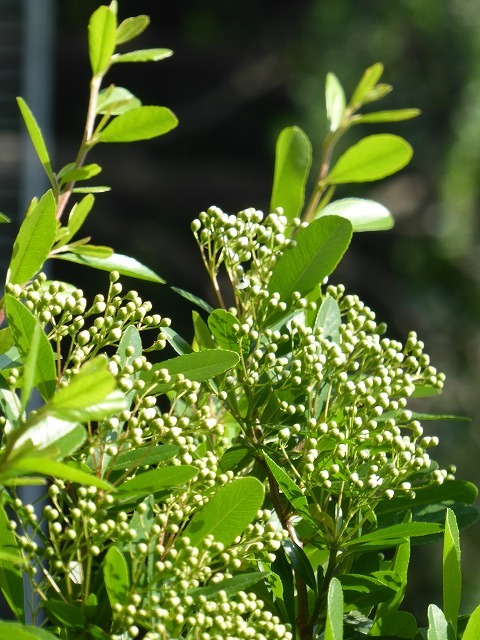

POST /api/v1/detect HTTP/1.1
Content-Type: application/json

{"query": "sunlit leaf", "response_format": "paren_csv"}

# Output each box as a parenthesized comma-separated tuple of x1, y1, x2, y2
(88, 5, 116, 75)
(113, 48, 173, 63)
(443, 509, 461, 634)
(324, 577, 344, 640)
(316, 197, 394, 232)
(68, 244, 114, 259)
(117, 465, 198, 495)
(58, 163, 102, 185)
(326, 72, 346, 132)
(104, 546, 129, 607)
(8, 457, 112, 491)
(327, 134, 412, 184)
(189, 573, 268, 599)
(53, 251, 165, 283)
(97, 106, 178, 143)
(115, 15, 149, 45)
(463, 605, 480, 640)
(354, 108, 421, 123)
(16, 98, 55, 188)
(0, 622, 60, 640)
(96, 86, 141, 115)
(350, 62, 384, 107)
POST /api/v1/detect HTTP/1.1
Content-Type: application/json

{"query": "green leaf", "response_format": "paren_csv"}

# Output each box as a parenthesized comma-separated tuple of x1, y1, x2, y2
(115, 15, 150, 45)
(326, 72, 346, 132)
(270, 126, 312, 221)
(112, 444, 180, 471)
(97, 106, 178, 143)
(355, 108, 421, 123)
(68, 244, 114, 259)
(96, 86, 141, 115)
(8, 457, 112, 491)
(350, 62, 384, 107)
(263, 452, 310, 517)
(16, 98, 55, 188)
(376, 480, 478, 516)
(193, 311, 217, 350)
(162, 326, 194, 355)
(183, 477, 264, 547)
(0, 212, 10, 223)
(171, 286, 214, 313)
(370, 611, 417, 639)
(0, 623, 60, 640)
(64, 194, 95, 243)
(113, 48, 173, 63)
(283, 540, 316, 590)
(325, 577, 344, 640)
(189, 572, 268, 600)
(58, 163, 102, 185)
(315, 296, 341, 342)
(327, 134, 412, 184)
(463, 605, 480, 640)
(4, 295, 56, 400)
(44, 598, 86, 628)
(428, 604, 454, 640)
(339, 573, 397, 612)
(0, 505, 24, 620)
(51, 424, 87, 460)
(20, 322, 41, 413)
(316, 197, 394, 232)
(7, 190, 56, 285)
(53, 251, 165, 283)
(345, 522, 443, 550)
(72, 186, 111, 194)
(267, 215, 352, 303)
(443, 509, 461, 634)
(208, 309, 240, 352)
(104, 546, 129, 607)
(88, 5, 116, 75)
(143, 349, 239, 392)
(117, 465, 198, 495)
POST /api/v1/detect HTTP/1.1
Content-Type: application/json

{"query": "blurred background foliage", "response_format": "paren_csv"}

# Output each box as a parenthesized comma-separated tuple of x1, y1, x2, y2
(53, 0, 480, 619)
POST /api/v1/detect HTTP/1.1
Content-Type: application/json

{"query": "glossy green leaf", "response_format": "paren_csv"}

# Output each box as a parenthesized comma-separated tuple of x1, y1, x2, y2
(315, 296, 341, 342)
(68, 244, 114, 259)
(143, 349, 239, 391)
(370, 611, 417, 639)
(428, 604, 453, 640)
(51, 424, 87, 460)
(115, 15, 149, 45)
(58, 163, 102, 184)
(44, 598, 86, 628)
(316, 197, 394, 232)
(162, 326, 194, 355)
(4, 294, 56, 400)
(53, 251, 165, 283)
(104, 546, 129, 607)
(16, 98, 55, 188)
(117, 325, 142, 367)
(270, 126, 312, 221)
(327, 135, 412, 184)
(97, 106, 178, 143)
(339, 573, 397, 612)
(20, 322, 41, 413)
(326, 72, 346, 132)
(325, 577, 344, 640)
(71, 186, 110, 194)
(183, 477, 264, 547)
(0, 505, 24, 620)
(7, 190, 56, 285)
(208, 309, 240, 352)
(346, 522, 443, 550)
(9, 457, 112, 490)
(64, 194, 95, 243)
(97, 86, 141, 115)
(443, 509, 461, 634)
(463, 605, 480, 640)
(117, 465, 198, 495)
(112, 444, 180, 470)
(10, 415, 84, 458)
(113, 48, 173, 63)
(171, 286, 214, 312)
(189, 572, 268, 599)
(355, 108, 421, 123)
(0, 623, 60, 640)
(283, 540, 316, 590)
(350, 62, 384, 106)
(376, 480, 478, 516)
(193, 311, 216, 350)
(88, 5, 116, 75)
(0, 212, 10, 223)
(268, 215, 352, 303)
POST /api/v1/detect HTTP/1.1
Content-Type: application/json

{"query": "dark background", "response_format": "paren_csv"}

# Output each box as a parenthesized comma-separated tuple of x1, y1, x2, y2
(50, 0, 480, 620)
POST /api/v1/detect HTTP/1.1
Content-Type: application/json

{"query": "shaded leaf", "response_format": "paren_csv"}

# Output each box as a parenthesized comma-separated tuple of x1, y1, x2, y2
(16, 98, 55, 187)
(270, 126, 312, 221)
(208, 309, 240, 352)
(4, 295, 56, 400)
(113, 48, 173, 63)
(268, 215, 352, 303)
(53, 251, 164, 283)
(64, 194, 95, 243)
(183, 477, 264, 547)
(0, 212, 10, 223)
(97, 86, 141, 115)
(370, 610, 417, 639)
(315, 296, 341, 342)
(283, 540, 316, 590)
(104, 546, 129, 607)
(193, 311, 217, 350)
(7, 190, 56, 285)
(0, 505, 24, 620)
(189, 572, 267, 599)
(443, 509, 461, 634)
(316, 197, 394, 232)
(345, 522, 443, 550)
(327, 134, 412, 184)
(162, 326, 193, 355)
(88, 5, 116, 75)
(117, 465, 197, 495)
(171, 286, 214, 313)
(97, 106, 178, 143)
(44, 599, 86, 628)
(263, 452, 310, 517)
(339, 573, 397, 612)
(112, 444, 180, 471)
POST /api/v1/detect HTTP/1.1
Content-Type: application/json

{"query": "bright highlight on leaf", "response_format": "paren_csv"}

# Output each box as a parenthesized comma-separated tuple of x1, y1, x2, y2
(97, 106, 178, 143)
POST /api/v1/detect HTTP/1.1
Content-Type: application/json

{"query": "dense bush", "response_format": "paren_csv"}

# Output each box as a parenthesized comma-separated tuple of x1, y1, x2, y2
(0, 4, 478, 640)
